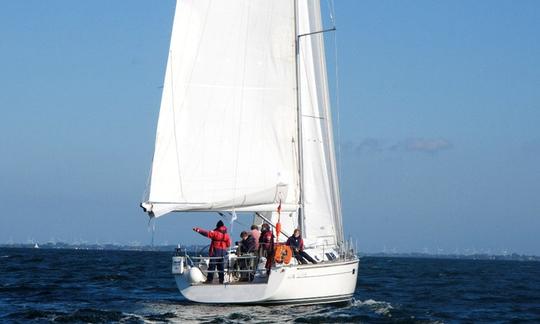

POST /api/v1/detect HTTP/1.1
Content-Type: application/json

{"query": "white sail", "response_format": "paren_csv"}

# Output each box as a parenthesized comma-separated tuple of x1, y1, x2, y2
(297, 0, 343, 246)
(145, 0, 299, 217)
(143, 0, 345, 248)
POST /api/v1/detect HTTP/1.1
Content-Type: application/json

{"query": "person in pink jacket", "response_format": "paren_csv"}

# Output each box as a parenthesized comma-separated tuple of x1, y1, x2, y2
(250, 224, 260, 250)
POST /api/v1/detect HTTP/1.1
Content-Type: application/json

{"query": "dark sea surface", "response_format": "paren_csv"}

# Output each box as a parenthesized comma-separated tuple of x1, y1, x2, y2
(1, 248, 539, 323)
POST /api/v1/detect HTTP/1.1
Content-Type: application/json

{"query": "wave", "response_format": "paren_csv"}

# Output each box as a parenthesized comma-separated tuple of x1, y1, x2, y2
(351, 298, 394, 316)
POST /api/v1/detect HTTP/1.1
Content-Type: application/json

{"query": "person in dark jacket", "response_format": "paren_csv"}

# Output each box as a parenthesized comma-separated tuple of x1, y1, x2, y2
(236, 231, 256, 281)
(286, 228, 317, 264)
(193, 220, 231, 284)
(238, 231, 256, 254)
(258, 223, 275, 275)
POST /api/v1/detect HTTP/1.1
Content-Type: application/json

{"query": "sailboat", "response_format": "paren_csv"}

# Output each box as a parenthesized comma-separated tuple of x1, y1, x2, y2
(141, 0, 358, 305)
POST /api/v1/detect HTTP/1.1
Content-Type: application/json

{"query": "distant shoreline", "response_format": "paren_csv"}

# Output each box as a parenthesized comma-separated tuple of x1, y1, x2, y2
(1, 243, 538, 262)
(358, 252, 540, 262)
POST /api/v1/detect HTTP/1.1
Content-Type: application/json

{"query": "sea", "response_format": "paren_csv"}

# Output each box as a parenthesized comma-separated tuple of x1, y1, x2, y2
(1, 248, 539, 323)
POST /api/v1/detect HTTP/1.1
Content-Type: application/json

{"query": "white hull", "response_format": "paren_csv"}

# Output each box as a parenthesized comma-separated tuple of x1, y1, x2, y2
(175, 259, 359, 305)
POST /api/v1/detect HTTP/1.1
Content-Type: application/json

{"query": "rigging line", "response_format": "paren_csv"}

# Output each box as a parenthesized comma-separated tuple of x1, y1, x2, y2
(302, 114, 325, 119)
(255, 212, 291, 238)
(297, 27, 336, 38)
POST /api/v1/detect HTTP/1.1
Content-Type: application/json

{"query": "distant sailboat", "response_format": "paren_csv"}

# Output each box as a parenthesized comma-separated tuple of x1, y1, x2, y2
(141, 0, 358, 305)
(34, 243, 39, 249)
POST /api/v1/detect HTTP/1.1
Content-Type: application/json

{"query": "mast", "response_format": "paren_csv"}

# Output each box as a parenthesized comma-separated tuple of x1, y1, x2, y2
(294, 0, 305, 235)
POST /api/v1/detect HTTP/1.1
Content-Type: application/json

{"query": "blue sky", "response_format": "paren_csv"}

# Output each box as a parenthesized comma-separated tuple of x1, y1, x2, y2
(1, 1, 539, 254)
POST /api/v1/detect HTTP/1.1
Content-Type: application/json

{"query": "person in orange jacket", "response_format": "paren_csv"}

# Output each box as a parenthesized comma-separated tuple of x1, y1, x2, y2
(193, 220, 231, 284)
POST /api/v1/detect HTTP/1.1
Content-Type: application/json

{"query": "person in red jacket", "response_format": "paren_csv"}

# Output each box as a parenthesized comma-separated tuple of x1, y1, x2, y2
(193, 220, 231, 284)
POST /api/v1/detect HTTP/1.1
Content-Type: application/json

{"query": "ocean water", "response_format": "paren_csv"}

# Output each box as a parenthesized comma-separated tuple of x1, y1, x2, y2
(1, 248, 539, 323)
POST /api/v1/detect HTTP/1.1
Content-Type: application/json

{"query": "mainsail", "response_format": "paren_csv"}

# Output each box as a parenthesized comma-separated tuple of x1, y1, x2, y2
(142, 0, 343, 247)
(144, 0, 298, 217)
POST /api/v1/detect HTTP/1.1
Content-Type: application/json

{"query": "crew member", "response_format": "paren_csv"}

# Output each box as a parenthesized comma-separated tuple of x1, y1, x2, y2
(238, 231, 256, 255)
(286, 228, 317, 264)
(193, 220, 231, 284)
(250, 225, 261, 250)
(237, 231, 256, 281)
(259, 223, 275, 275)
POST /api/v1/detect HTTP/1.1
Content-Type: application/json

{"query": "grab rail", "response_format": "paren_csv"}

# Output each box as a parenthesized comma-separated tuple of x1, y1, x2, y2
(182, 252, 265, 282)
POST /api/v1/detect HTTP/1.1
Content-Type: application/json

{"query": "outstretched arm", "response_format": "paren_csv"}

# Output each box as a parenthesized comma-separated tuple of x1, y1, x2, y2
(193, 227, 210, 238)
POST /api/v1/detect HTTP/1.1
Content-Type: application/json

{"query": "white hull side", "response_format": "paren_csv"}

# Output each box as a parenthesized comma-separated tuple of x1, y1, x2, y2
(175, 259, 359, 305)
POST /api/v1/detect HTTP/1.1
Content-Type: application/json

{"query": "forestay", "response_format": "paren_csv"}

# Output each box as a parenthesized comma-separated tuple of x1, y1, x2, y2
(144, 0, 299, 217)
